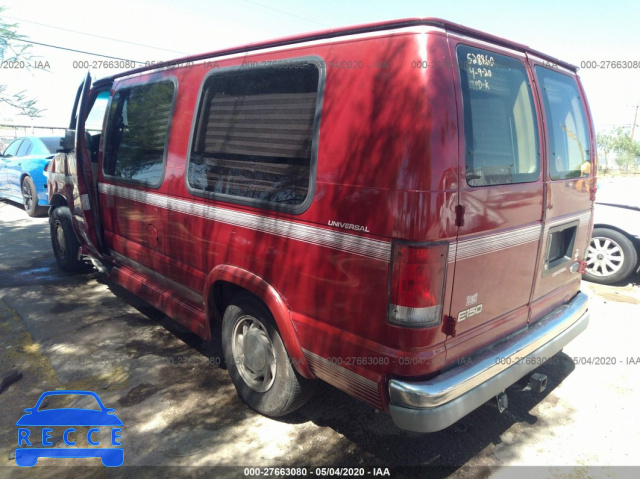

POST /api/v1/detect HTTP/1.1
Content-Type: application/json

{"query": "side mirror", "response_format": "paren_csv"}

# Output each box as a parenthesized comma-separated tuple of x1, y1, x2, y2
(59, 129, 75, 153)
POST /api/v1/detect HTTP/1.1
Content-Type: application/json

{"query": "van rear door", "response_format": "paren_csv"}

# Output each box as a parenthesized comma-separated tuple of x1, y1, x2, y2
(444, 39, 544, 362)
(527, 60, 594, 317)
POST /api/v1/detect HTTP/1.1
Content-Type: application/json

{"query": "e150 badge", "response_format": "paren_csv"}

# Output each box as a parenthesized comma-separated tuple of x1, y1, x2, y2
(457, 304, 483, 322)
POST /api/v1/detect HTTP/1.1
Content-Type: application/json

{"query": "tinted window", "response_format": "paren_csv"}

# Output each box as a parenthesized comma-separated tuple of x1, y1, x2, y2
(40, 137, 60, 154)
(535, 67, 591, 180)
(3, 139, 23, 157)
(103, 80, 175, 186)
(187, 62, 320, 208)
(17, 139, 32, 156)
(458, 45, 540, 186)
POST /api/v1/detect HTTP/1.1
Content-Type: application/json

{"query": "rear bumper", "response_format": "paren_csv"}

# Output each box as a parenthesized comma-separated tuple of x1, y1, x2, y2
(388, 291, 589, 432)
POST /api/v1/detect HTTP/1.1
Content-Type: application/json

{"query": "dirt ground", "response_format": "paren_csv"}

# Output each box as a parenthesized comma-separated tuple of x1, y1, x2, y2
(0, 197, 639, 478)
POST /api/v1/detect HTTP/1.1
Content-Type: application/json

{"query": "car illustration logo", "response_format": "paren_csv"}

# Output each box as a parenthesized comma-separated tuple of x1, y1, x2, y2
(15, 390, 123, 467)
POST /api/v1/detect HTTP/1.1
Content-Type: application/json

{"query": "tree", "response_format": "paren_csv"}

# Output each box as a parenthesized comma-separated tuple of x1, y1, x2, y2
(0, 6, 45, 118)
(610, 127, 640, 173)
(596, 131, 613, 170)
(597, 127, 640, 173)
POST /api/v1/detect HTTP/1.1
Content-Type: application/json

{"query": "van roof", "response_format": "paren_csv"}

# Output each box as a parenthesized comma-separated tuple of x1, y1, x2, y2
(97, 18, 576, 86)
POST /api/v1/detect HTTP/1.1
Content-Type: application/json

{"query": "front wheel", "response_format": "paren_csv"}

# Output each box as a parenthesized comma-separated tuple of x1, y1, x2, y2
(49, 206, 86, 272)
(585, 227, 638, 285)
(222, 293, 315, 417)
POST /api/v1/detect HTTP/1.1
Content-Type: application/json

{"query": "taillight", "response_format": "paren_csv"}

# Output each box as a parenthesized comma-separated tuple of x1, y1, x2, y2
(388, 242, 448, 328)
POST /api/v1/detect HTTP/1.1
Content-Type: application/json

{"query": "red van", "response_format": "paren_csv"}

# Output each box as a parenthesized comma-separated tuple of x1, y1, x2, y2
(47, 18, 594, 432)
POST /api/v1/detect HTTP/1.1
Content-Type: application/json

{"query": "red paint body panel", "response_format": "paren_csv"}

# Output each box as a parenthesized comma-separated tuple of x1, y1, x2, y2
(50, 19, 594, 418)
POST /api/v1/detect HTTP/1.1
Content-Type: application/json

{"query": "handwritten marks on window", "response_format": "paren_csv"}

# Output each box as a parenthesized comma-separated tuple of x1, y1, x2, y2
(465, 52, 494, 91)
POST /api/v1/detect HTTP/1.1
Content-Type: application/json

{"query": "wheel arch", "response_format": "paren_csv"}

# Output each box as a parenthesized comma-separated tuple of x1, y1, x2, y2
(49, 193, 69, 209)
(204, 265, 314, 379)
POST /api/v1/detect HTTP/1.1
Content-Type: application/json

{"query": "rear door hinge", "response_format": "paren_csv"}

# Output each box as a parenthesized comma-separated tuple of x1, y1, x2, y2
(455, 204, 465, 227)
(442, 315, 457, 337)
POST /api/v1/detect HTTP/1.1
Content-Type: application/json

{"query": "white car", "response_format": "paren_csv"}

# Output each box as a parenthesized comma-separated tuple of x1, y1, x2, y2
(585, 182, 640, 284)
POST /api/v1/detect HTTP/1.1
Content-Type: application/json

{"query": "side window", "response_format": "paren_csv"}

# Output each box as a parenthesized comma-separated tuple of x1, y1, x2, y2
(187, 61, 321, 210)
(85, 90, 111, 164)
(3, 139, 23, 157)
(17, 139, 32, 156)
(535, 67, 590, 180)
(103, 80, 175, 186)
(458, 45, 540, 186)
(86, 90, 110, 132)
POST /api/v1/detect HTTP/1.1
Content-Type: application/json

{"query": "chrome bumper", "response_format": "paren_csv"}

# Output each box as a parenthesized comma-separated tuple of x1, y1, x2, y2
(388, 291, 589, 432)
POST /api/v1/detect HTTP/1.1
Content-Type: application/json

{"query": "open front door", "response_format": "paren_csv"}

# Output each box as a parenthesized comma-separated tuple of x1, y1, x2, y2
(67, 73, 110, 258)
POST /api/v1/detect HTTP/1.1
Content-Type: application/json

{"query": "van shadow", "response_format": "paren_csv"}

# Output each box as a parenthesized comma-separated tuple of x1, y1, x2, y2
(282, 352, 576, 471)
(99, 275, 576, 473)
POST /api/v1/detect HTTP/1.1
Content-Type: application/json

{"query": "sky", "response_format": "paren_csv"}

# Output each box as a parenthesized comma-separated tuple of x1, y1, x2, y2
(1, 0, 639, 136)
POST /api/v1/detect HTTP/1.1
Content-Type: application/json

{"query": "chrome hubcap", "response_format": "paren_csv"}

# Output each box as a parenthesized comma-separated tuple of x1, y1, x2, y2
(54, 222, 66, 257)
(586, 237, 624, 277)
(231, 315, 276, 392)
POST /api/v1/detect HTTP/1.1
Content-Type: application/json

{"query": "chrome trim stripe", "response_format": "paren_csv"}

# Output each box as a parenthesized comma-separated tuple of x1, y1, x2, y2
(303, 348, 382, 409)
(447, 243, 457, 263)
(453, 224, 541, 262)
(446, 212, 591, 264)
(99, 183, 391, 262)
(546, 211, 591, 229)
(388, 291, 588, 409)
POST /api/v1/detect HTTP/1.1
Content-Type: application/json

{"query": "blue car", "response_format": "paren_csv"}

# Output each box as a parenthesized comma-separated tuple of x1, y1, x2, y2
(0, 136, 59, 216)
(15, 390, 123, 467)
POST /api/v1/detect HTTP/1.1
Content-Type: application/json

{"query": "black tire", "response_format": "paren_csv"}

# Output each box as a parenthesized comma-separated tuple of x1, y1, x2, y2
(585, 227, 638, 285)
(49, 206, 86, 272)
(21, 176, 46, 217)
(222, 293, 316, 417)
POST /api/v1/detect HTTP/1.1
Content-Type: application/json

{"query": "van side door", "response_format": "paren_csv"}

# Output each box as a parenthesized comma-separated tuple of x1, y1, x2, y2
(445, 38, 544, 360)
(98, 77, 177, 282)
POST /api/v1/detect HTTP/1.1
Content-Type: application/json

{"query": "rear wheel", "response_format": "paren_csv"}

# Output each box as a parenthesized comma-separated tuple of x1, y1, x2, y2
(21, 176, 46, 217)
(50, 206, 86, 272)
(222, 293, 315, 416)
(585, 227, 638, 285)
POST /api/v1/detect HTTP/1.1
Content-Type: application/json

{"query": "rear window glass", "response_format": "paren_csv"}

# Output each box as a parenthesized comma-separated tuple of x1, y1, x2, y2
(40, 137, 60, 154)
(535, 67, 591, 180)
(457, 45, 540, 186)
(187, 61, 321, 210)
(103, 80, 175, 187)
